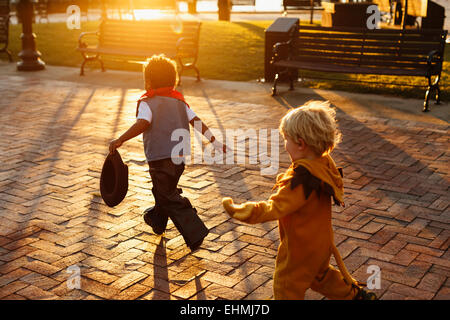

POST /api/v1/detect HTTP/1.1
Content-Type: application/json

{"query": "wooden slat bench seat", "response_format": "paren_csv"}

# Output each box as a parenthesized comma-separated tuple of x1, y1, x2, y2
(270, 25, 447, 112)
(0, 0, 12, 62)
(77, 19, 201, 80)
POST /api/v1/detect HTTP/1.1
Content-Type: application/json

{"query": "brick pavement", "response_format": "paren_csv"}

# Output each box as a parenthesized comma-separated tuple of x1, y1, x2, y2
(0, 63, 448, 300)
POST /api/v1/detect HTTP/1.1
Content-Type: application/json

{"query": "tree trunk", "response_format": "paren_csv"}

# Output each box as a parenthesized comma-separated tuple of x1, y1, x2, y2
(218, 0, 231, 21)
(188, 0, 197, 14)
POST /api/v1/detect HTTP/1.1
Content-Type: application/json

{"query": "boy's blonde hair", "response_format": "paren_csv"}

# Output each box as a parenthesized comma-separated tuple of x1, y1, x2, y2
(279, 100, 342, 156)
(143, 54, 178, 90)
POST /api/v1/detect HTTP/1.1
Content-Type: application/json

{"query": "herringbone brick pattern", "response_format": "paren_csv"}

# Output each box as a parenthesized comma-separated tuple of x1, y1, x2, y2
(0, 66, 448, 300)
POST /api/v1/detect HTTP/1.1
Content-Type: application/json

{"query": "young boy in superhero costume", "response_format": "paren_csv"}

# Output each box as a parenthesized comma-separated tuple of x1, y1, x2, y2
(222, 101, 377, 300)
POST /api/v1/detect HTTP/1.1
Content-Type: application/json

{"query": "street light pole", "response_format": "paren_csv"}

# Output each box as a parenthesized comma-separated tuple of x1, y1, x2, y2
(16, 0, 45, 71)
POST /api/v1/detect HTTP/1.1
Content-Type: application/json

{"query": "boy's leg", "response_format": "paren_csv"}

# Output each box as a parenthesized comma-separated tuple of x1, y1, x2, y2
(310, 262, 377, 300)
(147, 159, 208, 249)
(310, 264, 357, 300)
(165, 161, 209, 250)
(145, 159, 182, 234)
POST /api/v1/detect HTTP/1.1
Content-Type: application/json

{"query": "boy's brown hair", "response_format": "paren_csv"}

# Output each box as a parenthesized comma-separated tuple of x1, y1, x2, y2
(143, 54, 178, 90)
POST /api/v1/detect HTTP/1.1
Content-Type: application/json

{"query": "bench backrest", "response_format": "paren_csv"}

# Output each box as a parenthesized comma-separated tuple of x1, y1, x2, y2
(99, 19, 201, 57)
(292, 25, 447, 70)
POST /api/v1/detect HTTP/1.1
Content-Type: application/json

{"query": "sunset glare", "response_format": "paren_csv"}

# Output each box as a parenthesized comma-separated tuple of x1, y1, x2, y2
(131, 0, 283, 20)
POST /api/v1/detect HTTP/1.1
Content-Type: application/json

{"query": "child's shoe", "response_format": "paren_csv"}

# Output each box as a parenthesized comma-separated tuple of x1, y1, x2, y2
(352, 284, 378, 300)
(143, 206, 165, 235)
(188, 238, 204, 252)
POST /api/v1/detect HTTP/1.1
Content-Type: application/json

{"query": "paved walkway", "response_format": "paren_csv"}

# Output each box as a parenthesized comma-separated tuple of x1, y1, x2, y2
(0, 62, 448, 300)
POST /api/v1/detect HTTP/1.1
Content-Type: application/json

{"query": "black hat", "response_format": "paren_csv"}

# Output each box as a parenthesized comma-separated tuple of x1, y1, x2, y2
(100, 151, 128, 207)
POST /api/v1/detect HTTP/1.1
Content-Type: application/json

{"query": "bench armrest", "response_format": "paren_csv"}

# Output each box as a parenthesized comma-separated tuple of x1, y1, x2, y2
(78, 31, 99, 49)
(271, 40, 292, 64)
(427, 50, 442, 65)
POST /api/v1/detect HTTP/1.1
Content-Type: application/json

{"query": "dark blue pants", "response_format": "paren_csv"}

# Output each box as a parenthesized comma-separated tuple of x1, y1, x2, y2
(147, 158, 208, 248)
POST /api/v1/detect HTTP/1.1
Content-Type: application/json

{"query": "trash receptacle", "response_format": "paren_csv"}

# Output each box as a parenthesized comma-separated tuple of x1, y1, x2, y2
(264, 17, 299, 82)
(421, 1, 445, 29)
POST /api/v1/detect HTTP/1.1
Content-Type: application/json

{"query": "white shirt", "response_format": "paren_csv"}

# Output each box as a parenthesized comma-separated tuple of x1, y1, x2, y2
(137, 101, 197, 124)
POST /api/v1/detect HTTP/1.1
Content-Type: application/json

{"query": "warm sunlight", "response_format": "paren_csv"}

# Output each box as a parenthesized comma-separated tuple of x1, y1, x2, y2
(130, 0, 283, 15)
(133, 9, 167, 20)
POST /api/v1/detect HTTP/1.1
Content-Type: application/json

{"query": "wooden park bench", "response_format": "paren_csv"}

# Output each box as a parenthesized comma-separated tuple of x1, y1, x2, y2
(77, 19, 201, 80)
(0, 0, 12, 62)
(270, 25, 447, 112)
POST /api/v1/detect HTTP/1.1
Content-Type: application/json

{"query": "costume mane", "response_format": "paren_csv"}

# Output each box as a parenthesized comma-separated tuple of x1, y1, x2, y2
(290, 165, 344, 206)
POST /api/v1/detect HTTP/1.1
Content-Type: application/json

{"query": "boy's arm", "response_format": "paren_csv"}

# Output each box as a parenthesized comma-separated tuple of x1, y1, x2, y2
(222, 182, 308, 224)
(109, 119, 150, 154)
(190, 116, 227, 153)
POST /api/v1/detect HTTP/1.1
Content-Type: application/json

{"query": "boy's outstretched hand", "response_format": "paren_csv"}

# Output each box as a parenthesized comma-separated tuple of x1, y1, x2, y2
(222, 197, 235, 215)
(213, 140, 229, 154)
(222, 197, 253, 221)
(109, 138, 122, 154)
(108, 119, 150, 154)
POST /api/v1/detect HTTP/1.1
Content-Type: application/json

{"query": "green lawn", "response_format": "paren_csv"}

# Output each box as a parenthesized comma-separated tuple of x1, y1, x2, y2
(4, 20, 449, 101)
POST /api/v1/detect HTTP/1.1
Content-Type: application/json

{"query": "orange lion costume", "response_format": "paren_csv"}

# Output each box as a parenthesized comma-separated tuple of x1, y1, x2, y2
(223, 154, 373, 300)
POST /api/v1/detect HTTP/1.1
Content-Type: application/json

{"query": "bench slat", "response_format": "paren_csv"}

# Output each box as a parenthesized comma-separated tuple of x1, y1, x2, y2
(100, 36, 182, 45)
(289, 55, 427, 69)
(295, 37, 441, 52)
(101, 26, 199, 37)
(100, 33, 197, 41)
(274, 60, 436, 76)
(299, 25, 445, 35)
(101, 22, 200, 32)
(295, 49, 429, 63)
(99, 33, 199, 46)
(99, 38, 197, 51)
(99, 32, 193, 40)
(80, 46, 177, 58)
(80, 47, 197, 58)
(295, 43, 440, 56)
(298, 31, 443, 43)
(103, 19, 200, 25)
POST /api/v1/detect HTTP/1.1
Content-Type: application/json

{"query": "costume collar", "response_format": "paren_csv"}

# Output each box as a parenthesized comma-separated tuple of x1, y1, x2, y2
(276, 155, 345, 207)
(138, 87, 190, 108)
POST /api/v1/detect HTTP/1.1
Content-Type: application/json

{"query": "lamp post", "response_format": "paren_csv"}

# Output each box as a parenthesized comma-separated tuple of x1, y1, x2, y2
(15, 0, 45, 71)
